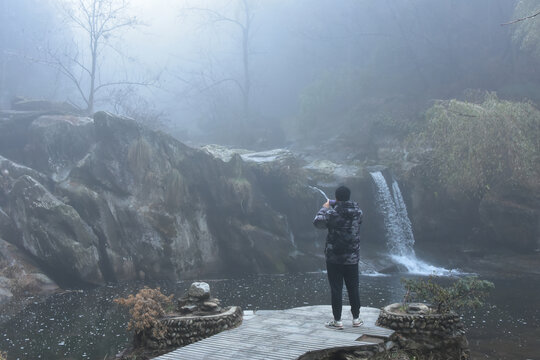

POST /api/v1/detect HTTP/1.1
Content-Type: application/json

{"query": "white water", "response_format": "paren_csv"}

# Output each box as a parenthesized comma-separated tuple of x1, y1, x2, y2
(370, 171, 458, 276)
(308, 185, 330, 201)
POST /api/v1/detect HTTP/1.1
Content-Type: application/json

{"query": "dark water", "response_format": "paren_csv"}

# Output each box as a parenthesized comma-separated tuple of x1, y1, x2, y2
(0, 273, 538, 360)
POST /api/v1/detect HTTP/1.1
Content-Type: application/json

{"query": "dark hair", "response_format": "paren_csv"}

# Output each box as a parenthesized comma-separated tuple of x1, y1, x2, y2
(335, 186, 351, 201)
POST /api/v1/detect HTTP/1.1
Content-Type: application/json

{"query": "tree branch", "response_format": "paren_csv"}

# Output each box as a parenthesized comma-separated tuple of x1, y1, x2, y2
(93, 80, 157, 93)
(184, 6, 246, 30)
(502, 10, 540, 26)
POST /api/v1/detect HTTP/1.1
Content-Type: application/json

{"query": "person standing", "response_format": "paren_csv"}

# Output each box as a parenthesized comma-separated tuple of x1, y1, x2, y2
(313, 185, 363, 329)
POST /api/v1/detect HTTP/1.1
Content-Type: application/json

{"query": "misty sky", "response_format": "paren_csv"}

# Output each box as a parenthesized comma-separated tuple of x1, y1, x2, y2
(1, 0, 535, 141)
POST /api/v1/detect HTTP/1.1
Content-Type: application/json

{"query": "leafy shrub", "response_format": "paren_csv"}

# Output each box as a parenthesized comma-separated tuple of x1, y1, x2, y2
(114, 287, 173, 346)
(421, 93, 540, 197)
(401, 276, 494, 314)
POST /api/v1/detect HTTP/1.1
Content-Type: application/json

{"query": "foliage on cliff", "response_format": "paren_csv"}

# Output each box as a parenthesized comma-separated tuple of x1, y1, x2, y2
(401, 276, 494, 314)
(114, 287, 173, 345)
(421, 93, 540, 197)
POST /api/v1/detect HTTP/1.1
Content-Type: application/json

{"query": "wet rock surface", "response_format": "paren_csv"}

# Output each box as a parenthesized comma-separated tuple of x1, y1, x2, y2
(0, 108, 328, 291)
(1, 103, 538, 296)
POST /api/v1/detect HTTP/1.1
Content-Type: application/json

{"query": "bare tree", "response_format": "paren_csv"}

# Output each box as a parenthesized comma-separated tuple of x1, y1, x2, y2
(48, 0, 153, 114)
(185, 0, 256, 123)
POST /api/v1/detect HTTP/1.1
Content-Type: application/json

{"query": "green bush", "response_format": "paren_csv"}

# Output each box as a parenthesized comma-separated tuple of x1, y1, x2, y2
(420, 93, 540, 197)
(401, 276, 494, 314)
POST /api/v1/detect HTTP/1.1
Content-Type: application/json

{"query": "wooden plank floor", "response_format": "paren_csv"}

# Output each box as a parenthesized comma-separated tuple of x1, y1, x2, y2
(155, 305, 394, 360)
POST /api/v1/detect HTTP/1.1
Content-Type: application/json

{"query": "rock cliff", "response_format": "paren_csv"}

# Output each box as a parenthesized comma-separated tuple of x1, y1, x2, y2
(0, 110, 326, 288)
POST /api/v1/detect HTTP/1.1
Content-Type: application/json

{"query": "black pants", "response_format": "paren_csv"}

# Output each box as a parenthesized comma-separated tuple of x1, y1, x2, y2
(326, 262, 360, 321)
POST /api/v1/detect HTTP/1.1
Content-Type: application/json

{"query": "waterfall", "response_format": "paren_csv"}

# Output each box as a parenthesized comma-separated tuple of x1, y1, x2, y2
(370, 171, 456, 275)
(370, 172, 415, 258)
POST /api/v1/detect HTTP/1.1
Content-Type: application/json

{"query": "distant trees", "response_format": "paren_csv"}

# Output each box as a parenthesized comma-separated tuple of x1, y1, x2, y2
(182, 0, 258, 134)
(191, 0, 255, 121)
(0, 0, 64, 106)
(47, 0, 153, 114)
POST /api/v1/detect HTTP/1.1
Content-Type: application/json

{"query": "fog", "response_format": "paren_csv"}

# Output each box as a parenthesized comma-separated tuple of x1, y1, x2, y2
(3, 0, 535, 145)
(1, 1, 540, 359)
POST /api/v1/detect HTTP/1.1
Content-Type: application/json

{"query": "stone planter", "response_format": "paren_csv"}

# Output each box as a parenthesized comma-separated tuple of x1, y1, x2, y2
(376, 303, 469, 359)
(144, 305, 243, 350)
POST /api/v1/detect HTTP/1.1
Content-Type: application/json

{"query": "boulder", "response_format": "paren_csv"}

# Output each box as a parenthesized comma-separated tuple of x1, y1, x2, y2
(0, 238, 60, 299)
(7, 175, 103, 285)
(0, 207, 19, 244)
(26, 115, 95, 179)
(188, 282, 210, 299)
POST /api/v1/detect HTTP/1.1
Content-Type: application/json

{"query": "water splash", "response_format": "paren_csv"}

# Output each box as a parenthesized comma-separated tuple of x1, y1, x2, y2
(370, 171, 458, 276)
(308, 185, 330, 201)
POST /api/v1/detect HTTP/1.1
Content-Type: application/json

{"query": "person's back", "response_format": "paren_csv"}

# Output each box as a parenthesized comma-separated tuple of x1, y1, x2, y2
(314, 200, 362, 264)
(313, 186, 364, 329)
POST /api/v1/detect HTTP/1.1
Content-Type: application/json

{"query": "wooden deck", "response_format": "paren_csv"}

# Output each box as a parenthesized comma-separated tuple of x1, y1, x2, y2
(155, 305, 394, 360)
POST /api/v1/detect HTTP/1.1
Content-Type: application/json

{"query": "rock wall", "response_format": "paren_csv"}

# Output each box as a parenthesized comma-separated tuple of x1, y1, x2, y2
(403, 164, 540, 257)
(0, 109, 326, 288)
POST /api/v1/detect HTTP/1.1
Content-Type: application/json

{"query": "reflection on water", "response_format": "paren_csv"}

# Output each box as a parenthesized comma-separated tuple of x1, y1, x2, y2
(0, 273, 538, 359)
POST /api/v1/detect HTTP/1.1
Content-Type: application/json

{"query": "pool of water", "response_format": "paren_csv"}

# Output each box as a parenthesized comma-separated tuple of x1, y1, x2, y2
(0, 272, 538, 359)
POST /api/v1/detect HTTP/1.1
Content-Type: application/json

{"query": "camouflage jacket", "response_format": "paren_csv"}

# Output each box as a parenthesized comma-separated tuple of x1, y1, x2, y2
(313, 201, 363, 264)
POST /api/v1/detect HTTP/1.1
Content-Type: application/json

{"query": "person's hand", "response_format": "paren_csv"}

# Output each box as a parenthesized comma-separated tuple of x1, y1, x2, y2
(323, 200, 330, 208)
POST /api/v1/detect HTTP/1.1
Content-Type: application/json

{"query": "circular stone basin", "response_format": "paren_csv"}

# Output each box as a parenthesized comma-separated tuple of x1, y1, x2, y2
(384, 303, 432, 315)
(377, 303, 463, 336)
